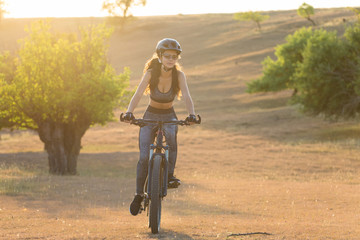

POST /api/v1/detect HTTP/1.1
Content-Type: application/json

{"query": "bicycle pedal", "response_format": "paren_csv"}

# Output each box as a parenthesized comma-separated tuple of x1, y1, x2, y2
(167, 181, 181, 189)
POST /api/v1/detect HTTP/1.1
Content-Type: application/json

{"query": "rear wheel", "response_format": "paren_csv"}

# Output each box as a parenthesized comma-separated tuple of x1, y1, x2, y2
(149, 155, 163, 234)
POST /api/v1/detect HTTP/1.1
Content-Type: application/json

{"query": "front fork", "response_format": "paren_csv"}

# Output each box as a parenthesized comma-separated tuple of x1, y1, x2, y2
(147, 145, 169, 198)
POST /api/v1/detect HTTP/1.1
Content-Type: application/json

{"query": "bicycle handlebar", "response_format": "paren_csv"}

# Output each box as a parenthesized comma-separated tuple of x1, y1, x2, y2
(120, 113, 201, 127)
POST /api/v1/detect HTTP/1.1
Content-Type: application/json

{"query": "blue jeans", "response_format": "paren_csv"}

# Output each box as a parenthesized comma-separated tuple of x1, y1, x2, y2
(136, 107, 178, 194)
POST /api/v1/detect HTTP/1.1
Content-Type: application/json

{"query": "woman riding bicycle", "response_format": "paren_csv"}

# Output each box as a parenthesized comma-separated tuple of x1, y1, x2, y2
(122, 38, 197, 216)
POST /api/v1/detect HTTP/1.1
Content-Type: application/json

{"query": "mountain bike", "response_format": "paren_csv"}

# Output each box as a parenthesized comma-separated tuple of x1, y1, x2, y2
(120, 113, 201, 234)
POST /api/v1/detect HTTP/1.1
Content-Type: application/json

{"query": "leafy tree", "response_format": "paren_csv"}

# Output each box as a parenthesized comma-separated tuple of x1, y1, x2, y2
(247, 27, 314, 95)
(233, 11, 269, 31)
(0, 52, 16, 130)
(292, 30, 346, 117)
(297, 2, 316, 26)
(102, 0, 146, 26)
(1, 21, 132, 174)
(247, 24, 360, 120)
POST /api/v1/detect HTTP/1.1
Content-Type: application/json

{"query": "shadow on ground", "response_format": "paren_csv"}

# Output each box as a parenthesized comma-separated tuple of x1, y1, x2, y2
(146, 229, 195, 240)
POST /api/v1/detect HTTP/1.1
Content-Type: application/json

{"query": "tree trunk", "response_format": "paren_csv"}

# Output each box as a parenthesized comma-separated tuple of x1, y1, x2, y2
(37, 120, 90, 175)
(307, 17, 316, 26)
(64, 121, 89, 174)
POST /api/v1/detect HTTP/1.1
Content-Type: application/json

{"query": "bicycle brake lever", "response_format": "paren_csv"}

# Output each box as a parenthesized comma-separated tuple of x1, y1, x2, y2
(120, 112, 125, 122)
(196, 115, 201, 124)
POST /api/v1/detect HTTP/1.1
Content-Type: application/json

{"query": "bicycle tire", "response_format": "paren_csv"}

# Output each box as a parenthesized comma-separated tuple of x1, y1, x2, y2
(149, 155, 163, 234)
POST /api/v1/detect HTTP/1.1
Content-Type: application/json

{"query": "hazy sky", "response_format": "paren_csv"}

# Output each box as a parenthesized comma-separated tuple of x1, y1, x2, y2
(4, 0, 360, 18)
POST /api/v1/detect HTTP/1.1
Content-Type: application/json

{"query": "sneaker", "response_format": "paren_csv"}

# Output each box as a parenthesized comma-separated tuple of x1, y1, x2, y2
(130, 194, 143, 216)
(168, 175, 181, 188)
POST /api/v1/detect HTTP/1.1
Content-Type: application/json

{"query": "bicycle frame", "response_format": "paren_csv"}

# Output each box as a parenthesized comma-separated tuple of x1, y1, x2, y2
(147, 121, 169, 198)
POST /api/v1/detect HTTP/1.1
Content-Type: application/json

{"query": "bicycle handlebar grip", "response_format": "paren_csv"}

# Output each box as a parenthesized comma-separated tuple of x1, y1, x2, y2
(120, 113, 125, 122)
(196, 115, 201, 124)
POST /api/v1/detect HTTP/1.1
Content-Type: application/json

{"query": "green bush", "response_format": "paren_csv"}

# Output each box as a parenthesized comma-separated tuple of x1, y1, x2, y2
(247, 24, 360, 119)
(247, 27, 314, 94)
(293, 30, 347, 117)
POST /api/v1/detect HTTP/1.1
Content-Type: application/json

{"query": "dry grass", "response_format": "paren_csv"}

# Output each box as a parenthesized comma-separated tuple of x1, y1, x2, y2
(0, 8, 360, 240)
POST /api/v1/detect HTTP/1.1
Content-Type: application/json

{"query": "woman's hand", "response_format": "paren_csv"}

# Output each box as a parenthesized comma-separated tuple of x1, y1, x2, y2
(123, 112, 135, 123)
(186, 114, 197, 125)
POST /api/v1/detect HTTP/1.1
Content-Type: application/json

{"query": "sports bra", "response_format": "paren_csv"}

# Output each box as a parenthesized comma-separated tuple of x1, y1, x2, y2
(150, 83, 176, 103)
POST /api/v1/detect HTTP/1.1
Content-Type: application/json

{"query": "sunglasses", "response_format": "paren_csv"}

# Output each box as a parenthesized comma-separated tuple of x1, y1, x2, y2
(162, 53, 180, 60)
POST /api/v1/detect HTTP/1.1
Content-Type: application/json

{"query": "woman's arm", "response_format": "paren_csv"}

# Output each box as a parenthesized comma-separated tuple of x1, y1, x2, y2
(178, 71, 196, 115)
(126, 71, 151, 113)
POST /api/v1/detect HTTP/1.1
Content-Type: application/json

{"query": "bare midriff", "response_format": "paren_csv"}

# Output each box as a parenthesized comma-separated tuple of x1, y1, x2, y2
(149, 99, 173, 109)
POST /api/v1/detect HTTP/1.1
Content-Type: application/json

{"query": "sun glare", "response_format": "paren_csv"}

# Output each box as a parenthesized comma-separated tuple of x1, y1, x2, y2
(4, 0, 360, 19)
(5, 0, 105, 18)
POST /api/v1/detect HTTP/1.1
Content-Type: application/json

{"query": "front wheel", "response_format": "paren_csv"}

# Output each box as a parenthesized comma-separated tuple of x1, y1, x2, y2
(149, 155, 163, 234)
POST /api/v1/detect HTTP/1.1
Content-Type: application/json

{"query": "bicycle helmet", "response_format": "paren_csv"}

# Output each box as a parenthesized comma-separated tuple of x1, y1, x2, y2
(156, 38, 182, 57)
